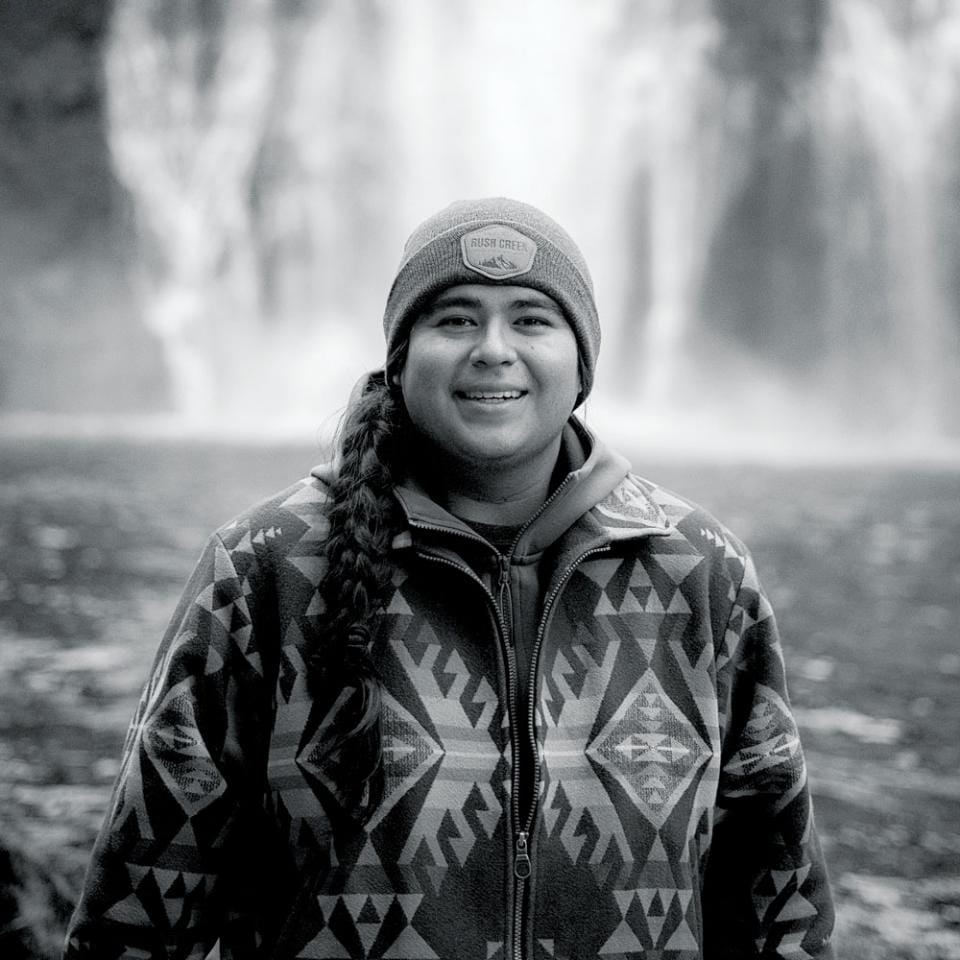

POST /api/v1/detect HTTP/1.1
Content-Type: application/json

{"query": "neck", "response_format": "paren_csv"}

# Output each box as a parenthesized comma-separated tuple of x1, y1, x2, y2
(423, 440, 563, 526)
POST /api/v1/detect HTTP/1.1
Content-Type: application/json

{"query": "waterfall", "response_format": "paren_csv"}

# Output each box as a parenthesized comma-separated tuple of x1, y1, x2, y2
(583, 1, 758, 420)
(105, 0, 276, 418)
(103, 0, 960, 448)
(814, 0, 960, 438)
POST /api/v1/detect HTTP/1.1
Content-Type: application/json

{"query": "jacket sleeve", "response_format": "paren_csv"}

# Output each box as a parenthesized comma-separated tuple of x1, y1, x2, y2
(63, 531, 275, 960)
(702, 548, 835, 959)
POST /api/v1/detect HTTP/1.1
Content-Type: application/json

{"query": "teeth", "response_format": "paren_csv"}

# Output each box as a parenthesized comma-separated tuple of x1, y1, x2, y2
(463, 391, 523, 400)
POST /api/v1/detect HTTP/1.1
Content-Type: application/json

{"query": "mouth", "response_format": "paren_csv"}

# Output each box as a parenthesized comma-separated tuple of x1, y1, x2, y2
(455, 389, 527, 403)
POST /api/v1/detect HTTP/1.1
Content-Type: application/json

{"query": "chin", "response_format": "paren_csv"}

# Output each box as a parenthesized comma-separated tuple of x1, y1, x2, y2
(455, 442, 518, 464)
(434, 432, 518, 467)
(461, 434, 524, 460)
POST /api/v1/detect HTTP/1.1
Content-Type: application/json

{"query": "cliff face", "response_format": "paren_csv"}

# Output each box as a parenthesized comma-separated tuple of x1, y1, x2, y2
(0, 0, 169, 414)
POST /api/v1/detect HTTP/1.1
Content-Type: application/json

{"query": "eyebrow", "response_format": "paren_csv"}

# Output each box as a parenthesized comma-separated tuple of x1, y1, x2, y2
(426, 293, 562, 312)
(508, 296, 561, 311)
(427, 295, 484, 311)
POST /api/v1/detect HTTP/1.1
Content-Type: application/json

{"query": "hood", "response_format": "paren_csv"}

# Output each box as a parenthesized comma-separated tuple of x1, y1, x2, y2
(387, 418, 671, 560)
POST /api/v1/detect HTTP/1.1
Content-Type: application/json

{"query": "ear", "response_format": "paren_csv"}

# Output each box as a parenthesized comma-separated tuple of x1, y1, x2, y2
(573, 362, 584, 406)
(386, 340, 408, 391)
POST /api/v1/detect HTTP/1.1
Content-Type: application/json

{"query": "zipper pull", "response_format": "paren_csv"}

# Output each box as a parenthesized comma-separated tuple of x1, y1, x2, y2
(497, 554, 512, 640)
(514, 830, 531, 879)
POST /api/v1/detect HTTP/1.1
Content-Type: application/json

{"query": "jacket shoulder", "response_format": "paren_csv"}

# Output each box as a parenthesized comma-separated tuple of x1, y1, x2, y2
(626, 473, 752, 571)
(212, 473, 333, 557)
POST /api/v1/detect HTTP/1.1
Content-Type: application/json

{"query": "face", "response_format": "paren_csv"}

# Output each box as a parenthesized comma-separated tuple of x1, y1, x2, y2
(399, 284, 581, 473)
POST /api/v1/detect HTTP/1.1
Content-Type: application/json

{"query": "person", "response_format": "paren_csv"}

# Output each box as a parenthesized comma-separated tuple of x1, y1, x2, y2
(63, 198, 835, 959)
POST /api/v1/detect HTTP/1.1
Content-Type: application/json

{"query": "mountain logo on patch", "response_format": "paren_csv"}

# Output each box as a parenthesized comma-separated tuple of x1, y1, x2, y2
(478, 254, 518, 272)
(460, 224, 536, 280)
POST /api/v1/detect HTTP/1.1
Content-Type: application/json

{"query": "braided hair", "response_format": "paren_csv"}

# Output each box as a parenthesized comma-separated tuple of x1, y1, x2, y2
(308, 365, 405, 818)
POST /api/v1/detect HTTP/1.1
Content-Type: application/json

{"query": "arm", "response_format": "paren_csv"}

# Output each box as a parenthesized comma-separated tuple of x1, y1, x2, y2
(63, 532, 274, 960)
(703, 550, 835, 959)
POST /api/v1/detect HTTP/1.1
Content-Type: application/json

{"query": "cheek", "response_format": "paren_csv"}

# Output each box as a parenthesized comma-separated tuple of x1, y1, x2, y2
(399, 341, 451, 420)
(543, 340, 581, 406)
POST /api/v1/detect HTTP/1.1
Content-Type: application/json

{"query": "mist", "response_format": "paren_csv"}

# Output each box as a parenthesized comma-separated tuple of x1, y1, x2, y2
(3, 0, 959, 459)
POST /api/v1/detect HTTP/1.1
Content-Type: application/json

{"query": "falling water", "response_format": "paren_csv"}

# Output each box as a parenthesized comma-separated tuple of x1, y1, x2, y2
(582, 0, 758, 424)
(103, 0, 960, 450)
(813, 0, 960, 439)
(105, 0, 275, 417)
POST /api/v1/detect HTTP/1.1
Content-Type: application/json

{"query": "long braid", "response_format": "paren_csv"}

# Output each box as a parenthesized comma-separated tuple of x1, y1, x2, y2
(308, 367, 404, 818)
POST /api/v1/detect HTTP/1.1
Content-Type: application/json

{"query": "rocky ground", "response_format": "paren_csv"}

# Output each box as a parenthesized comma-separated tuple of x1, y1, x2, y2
(1, 435, 958, 959)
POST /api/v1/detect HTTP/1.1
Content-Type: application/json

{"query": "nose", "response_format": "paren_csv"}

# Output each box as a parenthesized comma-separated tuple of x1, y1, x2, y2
(470, 316, 517, 366)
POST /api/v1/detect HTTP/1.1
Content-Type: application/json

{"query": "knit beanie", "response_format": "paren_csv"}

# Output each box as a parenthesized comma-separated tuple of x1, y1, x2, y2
(383, 197, 600, 400)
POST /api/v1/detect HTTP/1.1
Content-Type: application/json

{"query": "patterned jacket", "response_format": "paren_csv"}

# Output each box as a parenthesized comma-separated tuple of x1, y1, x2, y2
(64, 422, 834, 959)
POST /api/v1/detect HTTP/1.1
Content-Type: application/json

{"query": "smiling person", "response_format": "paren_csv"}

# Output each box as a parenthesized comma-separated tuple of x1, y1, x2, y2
(64, 199, 835, 960)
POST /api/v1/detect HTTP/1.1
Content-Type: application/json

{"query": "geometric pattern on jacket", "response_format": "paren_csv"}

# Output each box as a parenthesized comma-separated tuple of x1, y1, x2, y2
(63, 446, 834, 959)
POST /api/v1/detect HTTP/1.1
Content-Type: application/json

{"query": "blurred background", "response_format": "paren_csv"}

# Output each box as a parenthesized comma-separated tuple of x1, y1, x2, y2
(1, 1, 959, 958)
(2, 0, 960, 452)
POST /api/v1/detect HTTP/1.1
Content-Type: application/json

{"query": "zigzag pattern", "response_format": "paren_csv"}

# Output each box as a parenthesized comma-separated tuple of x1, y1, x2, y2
(65, 472, 833, 960)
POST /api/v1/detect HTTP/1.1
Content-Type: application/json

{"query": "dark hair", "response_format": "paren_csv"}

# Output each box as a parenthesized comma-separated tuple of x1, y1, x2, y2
(308, 365, 405, 819)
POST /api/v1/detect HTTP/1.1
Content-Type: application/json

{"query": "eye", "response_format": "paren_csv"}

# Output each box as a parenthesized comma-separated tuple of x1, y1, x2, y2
(515, 314, 555, 328)
(434, 314, 475, 327)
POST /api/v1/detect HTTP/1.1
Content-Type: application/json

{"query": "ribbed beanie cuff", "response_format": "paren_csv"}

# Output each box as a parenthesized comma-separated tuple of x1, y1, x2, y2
(382, 198, 600, 400)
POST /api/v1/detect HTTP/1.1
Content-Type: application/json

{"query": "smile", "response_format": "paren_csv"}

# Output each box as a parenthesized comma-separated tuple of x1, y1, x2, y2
(456, 390, 527, 402)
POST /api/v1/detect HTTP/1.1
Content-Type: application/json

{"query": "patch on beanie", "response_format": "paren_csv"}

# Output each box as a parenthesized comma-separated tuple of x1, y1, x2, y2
(460, 225, 537, 280)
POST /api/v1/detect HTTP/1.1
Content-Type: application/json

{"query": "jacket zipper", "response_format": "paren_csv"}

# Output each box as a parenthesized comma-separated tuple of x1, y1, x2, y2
(513, 831, 531, 960)
(511, 545, 611, 960)
(410, 511, 610, 960)
(408, 519, 539, 835)
(409, 529, 529, 948)
(494, 473, 580, 960)
(520, 546, 610, 834)
(498, 554, 511, 624)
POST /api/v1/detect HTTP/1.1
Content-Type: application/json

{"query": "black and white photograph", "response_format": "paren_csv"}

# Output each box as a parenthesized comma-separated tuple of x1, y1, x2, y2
(1, 2, 959, 958)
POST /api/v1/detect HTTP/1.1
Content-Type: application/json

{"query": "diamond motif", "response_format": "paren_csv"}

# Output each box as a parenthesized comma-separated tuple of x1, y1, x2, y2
(723, 683, 804, 794)
(142, 677, 227, 817)
(366, 693, 444, 830)
(588, 670, 709, 828)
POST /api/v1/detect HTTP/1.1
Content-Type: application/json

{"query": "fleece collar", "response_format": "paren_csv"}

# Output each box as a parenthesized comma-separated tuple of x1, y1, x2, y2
(389, 418, 671, 559)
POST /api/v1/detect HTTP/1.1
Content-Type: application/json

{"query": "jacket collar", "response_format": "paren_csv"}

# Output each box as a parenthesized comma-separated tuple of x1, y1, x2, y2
(390, 418, 671, 559)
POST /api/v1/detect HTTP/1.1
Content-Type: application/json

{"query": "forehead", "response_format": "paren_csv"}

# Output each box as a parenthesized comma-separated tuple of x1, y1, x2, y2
(426, 283, 565, 314)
